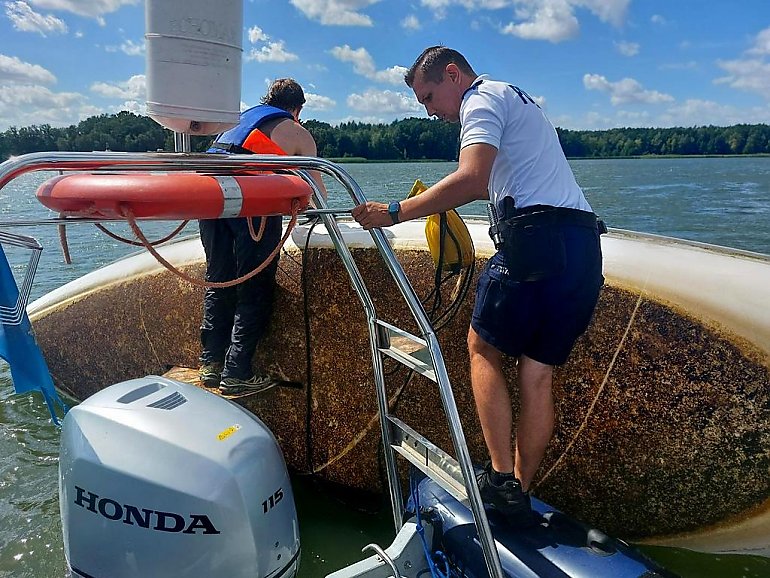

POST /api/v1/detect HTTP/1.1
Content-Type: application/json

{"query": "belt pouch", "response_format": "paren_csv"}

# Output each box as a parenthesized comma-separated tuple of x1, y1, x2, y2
(500, 213, 566, 282)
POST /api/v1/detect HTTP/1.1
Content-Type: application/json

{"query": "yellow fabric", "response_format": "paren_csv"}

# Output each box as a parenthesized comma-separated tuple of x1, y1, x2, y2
(406, 179, 474, 272)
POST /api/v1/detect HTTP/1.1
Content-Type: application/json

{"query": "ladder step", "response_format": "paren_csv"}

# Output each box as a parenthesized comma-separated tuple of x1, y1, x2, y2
(375, 320, 436, 382)
(387, 415, 469, 506)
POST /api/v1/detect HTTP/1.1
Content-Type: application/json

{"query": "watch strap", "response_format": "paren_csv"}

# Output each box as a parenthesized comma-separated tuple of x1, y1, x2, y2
(388, 201, 401, 224)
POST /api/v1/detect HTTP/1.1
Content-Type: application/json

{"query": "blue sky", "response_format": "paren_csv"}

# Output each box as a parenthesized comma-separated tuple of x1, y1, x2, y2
(1, 0, 769, 132)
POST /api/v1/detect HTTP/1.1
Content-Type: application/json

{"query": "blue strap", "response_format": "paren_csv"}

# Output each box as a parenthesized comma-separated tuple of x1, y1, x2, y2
(213, 104, 293, 149)
(410, 470, 451, 578)
(0, 247, 67, 426)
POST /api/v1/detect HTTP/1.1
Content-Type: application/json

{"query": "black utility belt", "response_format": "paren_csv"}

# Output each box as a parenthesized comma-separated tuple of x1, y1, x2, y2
(490, 205, 606, 282)
(504, 205, 605, 230)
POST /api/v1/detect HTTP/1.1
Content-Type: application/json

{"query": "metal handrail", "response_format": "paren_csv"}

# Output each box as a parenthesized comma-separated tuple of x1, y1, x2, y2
(361, 543, 402, 578)
(0, 151, 505, 578)
(0, 230, 43, 325)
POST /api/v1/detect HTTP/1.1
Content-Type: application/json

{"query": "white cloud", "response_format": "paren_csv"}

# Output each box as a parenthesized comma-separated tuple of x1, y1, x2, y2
(401, 14, 420, 30)
(346, 88, 421, 115)
(5, 1, 67, 35)
(421, 0, 510, 9)
(556, 99, 770, 131)
(714, 27, 770, 100)
(577, 0, 629, 28)
(113, 99, 145, 116)
(105, 38, 144, 56)
(657, 99, 770, 127)
(583, 73, 674, 106)
(418, 0, 449, 20)
(715, 58, 770, 98)
(0, 83, 98, 129)
(90, 74, 145, 100)
(0, 52, 109, 130)
(246, 41, 299, 63)
(330, 45, 407, 85)
(245, 27, 298, 63)
(0, 83, 76, 107)
(305, 92, 336, 111)
(118, 39, 144, 56)
(0, 53, 56, 84)
(422, 0, 630, 42)
(557, 110, 614, 130)
(26, 0, 139, 18)
(650, 14, 667, 26)
(374, 65, 408, 85)
(615, 41, 639, 57)
(502, 3, 579, 42)
(248, 25, 269, 44)
(290, 0, 380, 26)
(748, 27, 770, 56)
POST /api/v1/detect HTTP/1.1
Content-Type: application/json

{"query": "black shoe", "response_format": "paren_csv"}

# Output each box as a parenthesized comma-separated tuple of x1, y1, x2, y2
(476, 463, 533, 526)
(219, 374, 275, 395)
(198, 362, 223, 388)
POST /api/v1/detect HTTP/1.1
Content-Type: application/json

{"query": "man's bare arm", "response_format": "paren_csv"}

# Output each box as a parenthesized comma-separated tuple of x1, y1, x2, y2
(352, 143, 496, 229)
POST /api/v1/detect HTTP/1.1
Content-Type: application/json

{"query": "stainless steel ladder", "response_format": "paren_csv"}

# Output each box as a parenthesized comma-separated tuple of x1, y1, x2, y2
(304, 158, 506, 578)
(0, 151, 505, 578)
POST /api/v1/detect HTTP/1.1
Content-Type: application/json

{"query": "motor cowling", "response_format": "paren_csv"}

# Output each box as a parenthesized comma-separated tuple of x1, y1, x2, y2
(59, 376, 300, 578)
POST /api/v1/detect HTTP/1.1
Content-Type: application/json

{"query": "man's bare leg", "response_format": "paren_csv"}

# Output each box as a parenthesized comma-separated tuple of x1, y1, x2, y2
(468, 326, 513, 474)
(514, 355, 554, 491)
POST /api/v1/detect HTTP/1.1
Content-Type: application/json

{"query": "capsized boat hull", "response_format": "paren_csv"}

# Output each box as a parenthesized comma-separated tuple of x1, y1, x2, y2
(28, 220, 770, 554)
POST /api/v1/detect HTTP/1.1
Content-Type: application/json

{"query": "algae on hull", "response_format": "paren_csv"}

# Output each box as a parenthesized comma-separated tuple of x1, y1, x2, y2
(28, 233, 770, 542)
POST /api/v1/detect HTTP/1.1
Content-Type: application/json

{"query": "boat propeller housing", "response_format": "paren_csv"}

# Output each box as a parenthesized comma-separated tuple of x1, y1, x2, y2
(59, 377, 300, 578)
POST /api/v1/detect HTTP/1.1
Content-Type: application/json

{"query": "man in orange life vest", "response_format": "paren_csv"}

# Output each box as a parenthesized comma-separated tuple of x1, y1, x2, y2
(199, 78, 326, 394)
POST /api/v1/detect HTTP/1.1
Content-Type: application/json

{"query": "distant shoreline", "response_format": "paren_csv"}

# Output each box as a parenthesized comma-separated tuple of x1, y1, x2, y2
(4, 113, 768, 162)
(330, 153, 770, 163)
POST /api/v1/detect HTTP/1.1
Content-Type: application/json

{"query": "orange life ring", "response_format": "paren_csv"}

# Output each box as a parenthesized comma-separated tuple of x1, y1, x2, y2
(36, 172, 312, 220)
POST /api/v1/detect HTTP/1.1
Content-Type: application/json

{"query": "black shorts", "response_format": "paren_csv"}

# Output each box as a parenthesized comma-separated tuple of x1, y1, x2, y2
(471, 225, 604, 366)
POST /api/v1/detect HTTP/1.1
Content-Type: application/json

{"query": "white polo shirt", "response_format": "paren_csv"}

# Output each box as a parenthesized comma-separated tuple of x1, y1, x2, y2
(460, 75, 592, 213)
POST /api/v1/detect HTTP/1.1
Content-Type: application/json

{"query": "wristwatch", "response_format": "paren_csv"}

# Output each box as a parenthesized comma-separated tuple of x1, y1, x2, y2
(388, 201, 401, 224)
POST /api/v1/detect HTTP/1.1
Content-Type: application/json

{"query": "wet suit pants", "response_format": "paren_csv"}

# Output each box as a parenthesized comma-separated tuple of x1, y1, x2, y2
(199, 216, 282, 380)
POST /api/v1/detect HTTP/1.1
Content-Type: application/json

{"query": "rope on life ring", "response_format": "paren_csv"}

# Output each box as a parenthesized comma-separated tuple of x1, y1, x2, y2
(95, 220, 190, 247)
(41, 171, 312, 283)
(124, 198, 302, 289)
(57, 214, 72, 264)
(247, 214, 267, 242)
(56, 212, 192, 263)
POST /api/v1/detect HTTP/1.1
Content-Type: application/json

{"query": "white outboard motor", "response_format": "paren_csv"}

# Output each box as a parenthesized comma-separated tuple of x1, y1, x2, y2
(59, 376, 300, 578)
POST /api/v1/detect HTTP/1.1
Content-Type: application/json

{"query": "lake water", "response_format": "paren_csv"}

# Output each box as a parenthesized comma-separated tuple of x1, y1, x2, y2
(0, 157, 769, 577)
(327, 157, 770, 256)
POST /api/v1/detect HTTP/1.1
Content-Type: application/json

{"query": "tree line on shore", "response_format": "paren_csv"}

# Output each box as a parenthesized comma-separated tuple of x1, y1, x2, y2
(1, 111, 769, 161)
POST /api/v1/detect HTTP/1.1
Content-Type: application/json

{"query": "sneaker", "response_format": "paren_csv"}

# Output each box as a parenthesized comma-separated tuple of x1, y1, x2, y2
(219, 374, 275, 395)
(476, 462, 533, 526)
(198, 362, 223, 388)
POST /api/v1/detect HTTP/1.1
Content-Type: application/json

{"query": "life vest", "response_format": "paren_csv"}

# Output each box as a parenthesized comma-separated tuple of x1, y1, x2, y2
(208, 104, 292, 155)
